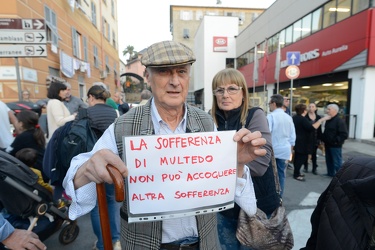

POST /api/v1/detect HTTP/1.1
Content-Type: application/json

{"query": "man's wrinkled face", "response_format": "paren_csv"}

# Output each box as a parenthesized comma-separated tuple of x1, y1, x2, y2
(146, 64, 190, 110)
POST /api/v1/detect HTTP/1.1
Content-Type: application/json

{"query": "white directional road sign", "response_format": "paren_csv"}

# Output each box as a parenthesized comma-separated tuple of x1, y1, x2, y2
(0, 30, 46, 44)
(0, 18, 47, 57)
(0, 44, 47, 57)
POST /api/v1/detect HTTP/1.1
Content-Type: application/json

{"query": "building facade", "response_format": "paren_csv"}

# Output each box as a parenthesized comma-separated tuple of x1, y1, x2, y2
(0, 0, 120, 103)
(235, 0, 375, 140)
(170, 4, 267, 99)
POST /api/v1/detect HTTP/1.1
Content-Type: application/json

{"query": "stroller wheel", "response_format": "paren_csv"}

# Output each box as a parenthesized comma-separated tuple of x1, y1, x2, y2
(58, 223, 79, 245)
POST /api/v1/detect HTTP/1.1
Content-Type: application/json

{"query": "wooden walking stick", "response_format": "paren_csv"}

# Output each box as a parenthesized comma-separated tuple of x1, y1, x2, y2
(96, 164, 125, 250)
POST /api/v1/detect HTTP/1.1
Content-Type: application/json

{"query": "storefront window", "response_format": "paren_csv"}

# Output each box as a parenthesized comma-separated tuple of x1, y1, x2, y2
(293, 20, 302, 42)
(279, 81, 348, 117)
(311, 8, 323, 33)
(301, 14, 312, 39)
(323, 1, 336, 29)
(352, 0, 370, 14)
(285, 26, 293, 45)
(337, 0, 351, 22)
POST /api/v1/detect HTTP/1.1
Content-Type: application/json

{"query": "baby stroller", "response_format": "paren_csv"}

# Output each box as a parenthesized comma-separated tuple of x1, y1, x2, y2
(0, 150, 79, 247)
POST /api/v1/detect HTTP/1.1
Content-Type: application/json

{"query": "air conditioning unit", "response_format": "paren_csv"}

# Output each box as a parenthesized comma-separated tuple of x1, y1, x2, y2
(100, 70, 107, 79)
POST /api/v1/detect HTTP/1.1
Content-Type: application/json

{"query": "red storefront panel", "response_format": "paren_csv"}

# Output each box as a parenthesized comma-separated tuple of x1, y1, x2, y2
(240, 9, 373, 88)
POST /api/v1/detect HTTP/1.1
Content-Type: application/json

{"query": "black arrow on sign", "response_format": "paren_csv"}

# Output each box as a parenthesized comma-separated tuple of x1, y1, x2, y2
(36, 46, 45, 55)
(36, 33, 44, 42)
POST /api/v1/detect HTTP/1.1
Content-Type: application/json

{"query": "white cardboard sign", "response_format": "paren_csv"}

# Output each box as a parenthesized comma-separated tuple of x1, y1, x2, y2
(123, 130, 237, 223)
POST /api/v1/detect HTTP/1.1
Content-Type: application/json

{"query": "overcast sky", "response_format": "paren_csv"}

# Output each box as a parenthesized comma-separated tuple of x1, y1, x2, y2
(117, 0, 276, 62)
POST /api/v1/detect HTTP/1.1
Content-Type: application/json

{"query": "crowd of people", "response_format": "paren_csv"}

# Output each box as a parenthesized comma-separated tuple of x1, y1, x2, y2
(0, 78, 151, 249)
(0, 40, 356, 249)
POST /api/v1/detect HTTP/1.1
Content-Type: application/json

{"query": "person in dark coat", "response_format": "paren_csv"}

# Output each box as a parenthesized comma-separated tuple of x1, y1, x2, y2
(304, 103, 322, 174)
(321, 103, 348, 177)
(301, 156, 375, 250)
(292, 104, 329, 181)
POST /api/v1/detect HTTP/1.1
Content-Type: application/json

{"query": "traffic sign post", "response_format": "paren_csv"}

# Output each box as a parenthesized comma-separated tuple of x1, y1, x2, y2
(287, 51, 301, 66)
(285, 65, 300, 113)
(0, 18, 47, 100)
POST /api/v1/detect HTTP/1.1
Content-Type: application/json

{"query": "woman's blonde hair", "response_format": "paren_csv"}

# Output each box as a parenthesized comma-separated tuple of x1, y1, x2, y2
(211, 68, 249, 127)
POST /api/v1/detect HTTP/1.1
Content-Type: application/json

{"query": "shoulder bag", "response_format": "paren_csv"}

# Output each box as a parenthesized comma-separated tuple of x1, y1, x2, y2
(236, 152, 294, 250)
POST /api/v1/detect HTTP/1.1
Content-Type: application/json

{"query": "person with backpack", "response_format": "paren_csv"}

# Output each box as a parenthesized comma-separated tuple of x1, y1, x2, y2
(84, 85, 121, 250)
(210, 68, 273, 249)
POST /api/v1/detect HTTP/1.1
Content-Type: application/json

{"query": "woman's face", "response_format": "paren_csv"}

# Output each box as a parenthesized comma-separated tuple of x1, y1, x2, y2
(214, 83, 243, 111)
(308, 103, 317, 112)
(58, 89, 68, 100)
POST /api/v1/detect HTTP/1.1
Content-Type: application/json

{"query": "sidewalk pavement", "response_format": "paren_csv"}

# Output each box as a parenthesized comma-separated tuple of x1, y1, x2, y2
(342, 138, 375, 159)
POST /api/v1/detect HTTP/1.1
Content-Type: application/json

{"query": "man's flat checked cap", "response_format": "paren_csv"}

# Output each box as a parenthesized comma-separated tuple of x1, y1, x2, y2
(141, 41, 196, 67)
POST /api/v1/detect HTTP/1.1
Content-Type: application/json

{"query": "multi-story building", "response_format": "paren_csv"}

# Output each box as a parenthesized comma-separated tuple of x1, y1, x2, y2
(0, 0, 119, 103)
(234, 0, 374, 140)
(169, 4, 268, 105)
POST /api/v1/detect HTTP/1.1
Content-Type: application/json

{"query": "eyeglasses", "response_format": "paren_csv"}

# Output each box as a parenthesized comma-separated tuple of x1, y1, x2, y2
(213, 86, 242, 96)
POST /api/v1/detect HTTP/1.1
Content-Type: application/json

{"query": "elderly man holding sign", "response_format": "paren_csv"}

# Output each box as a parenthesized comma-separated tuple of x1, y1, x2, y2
(63, 41, 266, 250)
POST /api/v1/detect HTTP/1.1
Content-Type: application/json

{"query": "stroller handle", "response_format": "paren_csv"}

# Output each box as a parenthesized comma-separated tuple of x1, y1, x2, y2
(96, 164, 125, 250)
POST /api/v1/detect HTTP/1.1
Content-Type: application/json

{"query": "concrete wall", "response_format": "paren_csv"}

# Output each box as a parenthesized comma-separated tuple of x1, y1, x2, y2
(194, 15, 238, 112)
(348, 67, 375, 139)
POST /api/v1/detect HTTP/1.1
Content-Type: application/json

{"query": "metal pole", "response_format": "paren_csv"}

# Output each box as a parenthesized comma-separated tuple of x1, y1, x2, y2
(15, 57, 23, 101)
(290, 79, 293, 114)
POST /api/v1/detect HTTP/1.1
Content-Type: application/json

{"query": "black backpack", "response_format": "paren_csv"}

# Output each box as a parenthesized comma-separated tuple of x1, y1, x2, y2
(43, 108, 97, 185)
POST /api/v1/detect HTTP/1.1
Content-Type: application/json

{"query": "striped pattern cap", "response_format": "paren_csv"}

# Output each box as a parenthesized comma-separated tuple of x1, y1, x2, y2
(141, 41, 196, 67)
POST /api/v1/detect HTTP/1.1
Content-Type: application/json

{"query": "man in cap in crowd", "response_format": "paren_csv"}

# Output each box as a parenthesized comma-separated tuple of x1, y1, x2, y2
(63, 40, 266, 249)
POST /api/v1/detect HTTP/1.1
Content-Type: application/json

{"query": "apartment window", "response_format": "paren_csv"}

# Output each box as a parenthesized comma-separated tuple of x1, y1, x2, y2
(102, 17, 108, 38)
(83, 36, 88, 61)
(44, 5, 59, 46)
(337, 0, 351, 22)
(91, 2, 97, 27)
(279, 30, 286, 48)
(113, 62, 118, 79)
(311, 8, 323, 33)
(180, 10, 192, 20)
(183, 29, 190, 39)
(105, 55, 110, 73)
(107, 23, 111, 41)
(112, 30, 116, 48)
(93, 45, 99, 68)
(78, 76, 86, 99)
(196, 10, 203, 20)
(111, 0, 115, 17)
(72, 27, 82, 59)
(49, 67, 60, 77)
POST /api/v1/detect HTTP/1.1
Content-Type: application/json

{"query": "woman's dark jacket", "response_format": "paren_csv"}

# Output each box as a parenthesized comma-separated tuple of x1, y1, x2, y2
(306, 113, 322, 147)
(216, 107, 279, 216)
(293, 114, 315, 154)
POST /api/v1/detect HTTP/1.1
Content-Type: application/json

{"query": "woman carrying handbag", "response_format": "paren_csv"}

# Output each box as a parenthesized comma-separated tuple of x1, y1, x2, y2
(211, 68, 285, 249)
